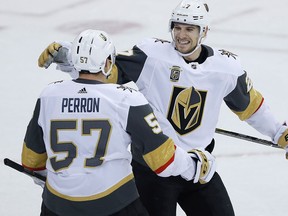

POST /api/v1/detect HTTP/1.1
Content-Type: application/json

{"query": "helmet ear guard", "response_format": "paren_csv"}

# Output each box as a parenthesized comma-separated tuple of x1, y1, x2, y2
(71, 29, 116, 77)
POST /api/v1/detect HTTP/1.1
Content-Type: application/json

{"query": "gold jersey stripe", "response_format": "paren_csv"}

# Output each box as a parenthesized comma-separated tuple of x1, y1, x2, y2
(46, 173, 134, 202)
(21, 142, 47, 169)
(233, 89, 263, 121)
(143, 138, 175, 172)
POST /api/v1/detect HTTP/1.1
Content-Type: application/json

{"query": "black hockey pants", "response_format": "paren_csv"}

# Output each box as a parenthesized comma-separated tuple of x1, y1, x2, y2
(132, 160, 235, 216)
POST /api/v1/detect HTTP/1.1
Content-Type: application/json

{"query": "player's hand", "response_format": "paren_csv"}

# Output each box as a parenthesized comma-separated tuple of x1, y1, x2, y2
(189, 149, 216, 184)
(38, 42, 62, 69)
(276, 127, 288, 159)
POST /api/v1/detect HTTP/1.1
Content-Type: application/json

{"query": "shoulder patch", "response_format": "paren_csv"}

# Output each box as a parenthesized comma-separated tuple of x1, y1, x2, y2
(218, 49, 238, 60)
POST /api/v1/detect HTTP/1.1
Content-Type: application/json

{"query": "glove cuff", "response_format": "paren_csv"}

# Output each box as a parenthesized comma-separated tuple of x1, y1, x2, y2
(273, 125, 288, 148)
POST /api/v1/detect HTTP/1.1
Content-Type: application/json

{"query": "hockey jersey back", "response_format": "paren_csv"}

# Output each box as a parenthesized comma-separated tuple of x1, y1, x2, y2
(23, 79, 158, 215)
(40, 79, 142, 195)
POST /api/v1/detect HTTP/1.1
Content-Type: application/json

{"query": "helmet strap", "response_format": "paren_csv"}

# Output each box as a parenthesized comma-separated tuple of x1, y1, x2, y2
(171, 30, 204, 57)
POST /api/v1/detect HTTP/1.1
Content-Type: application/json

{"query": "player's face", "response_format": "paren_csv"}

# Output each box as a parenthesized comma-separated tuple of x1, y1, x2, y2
(172, 23, 200, 55)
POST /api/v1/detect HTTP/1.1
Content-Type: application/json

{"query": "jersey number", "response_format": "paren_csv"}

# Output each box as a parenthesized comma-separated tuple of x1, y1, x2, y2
(144, 113, 162, 134)
(50, 119, 111, 172)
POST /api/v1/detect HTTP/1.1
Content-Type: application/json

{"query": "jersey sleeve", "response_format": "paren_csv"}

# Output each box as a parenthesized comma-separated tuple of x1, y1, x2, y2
(22, 99, 47, 170)
(124, 93, 194, 180)
(224, 71, 264, 120)
(245, 100, 283, 141)
(111, 45, 147, 84)
(126, 103, 172, 173)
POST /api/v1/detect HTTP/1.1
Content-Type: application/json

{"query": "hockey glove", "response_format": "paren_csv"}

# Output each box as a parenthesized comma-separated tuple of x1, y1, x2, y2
(32, 170, 47, 188)
(38, 42, 62, 68)
(274, 125, 288, 159)
(189, 149, 216, 184)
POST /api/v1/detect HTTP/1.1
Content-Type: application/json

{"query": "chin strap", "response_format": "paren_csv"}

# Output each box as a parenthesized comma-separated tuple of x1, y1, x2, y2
(171, 32, 205, 57)
(173, 41, 201, 57)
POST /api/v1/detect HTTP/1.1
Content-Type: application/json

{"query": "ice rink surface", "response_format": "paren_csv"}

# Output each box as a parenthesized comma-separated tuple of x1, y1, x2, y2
(0, 0, 287, 215)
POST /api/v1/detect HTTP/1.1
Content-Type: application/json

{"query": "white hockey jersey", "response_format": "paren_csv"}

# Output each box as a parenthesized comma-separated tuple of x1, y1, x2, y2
(22, 79, 194, 216)
(113, 38, 283, 161)
(114, 38, 264, 151)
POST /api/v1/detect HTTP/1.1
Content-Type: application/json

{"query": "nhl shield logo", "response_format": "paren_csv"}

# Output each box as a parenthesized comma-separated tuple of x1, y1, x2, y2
(170, 66, 181, 82)
(167, 86, 207, 135)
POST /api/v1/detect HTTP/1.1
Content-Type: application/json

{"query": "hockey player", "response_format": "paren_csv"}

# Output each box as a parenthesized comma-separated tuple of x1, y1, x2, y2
(37, 0, 288, 216)
(23, 29, 216, 216)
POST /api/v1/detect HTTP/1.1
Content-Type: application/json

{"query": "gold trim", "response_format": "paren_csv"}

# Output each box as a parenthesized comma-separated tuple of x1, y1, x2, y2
(233, 89, 263, 121)
(46, 173, 134, 201)
(143, 138, 175, 171)
(21, 142, 47, 169)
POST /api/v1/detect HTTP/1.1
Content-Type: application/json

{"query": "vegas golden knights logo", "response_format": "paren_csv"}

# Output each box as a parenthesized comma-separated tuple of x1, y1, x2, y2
(167, 86, 207, 135)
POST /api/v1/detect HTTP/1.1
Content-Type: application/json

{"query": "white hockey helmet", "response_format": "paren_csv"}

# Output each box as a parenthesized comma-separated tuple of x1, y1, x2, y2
(71, 29, 116, 77)
(169, 0, 210, 38)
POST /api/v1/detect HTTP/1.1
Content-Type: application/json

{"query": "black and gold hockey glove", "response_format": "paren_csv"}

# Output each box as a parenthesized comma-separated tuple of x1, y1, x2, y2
(189, 149, 216, 184)
(38, 42, 62, 68)
(276, 127, 288, 159)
